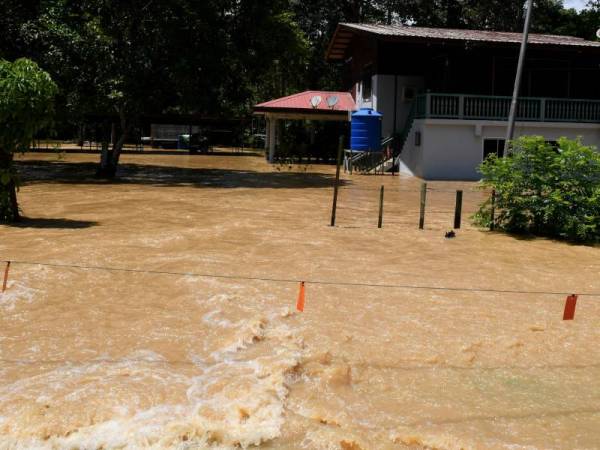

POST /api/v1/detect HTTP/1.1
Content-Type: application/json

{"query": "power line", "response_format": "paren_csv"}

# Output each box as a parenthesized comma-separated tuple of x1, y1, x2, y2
(2, 259, 596, 298)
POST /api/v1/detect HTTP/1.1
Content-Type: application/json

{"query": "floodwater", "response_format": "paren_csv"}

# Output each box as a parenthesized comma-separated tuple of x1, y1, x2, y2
(1, 150, 600, 449)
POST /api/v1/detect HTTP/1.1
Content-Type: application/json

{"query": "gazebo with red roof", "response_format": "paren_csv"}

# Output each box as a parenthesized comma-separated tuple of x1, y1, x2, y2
(254, 90, 356, 162)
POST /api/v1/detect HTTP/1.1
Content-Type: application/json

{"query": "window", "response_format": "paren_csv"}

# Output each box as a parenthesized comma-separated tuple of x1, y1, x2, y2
(362, 74, 372, 101)
(483, 139, 506, 160)
(402, 86, 417, 103)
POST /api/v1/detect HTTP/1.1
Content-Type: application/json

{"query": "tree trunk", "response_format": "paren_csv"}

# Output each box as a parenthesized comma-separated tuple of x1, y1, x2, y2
(97, 120, 112, 178)
(96, 113, 131, 179)
(0, 152, 19, 223)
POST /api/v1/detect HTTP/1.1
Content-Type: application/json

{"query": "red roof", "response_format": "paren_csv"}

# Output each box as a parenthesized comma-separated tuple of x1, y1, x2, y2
(254, 91, 356, 113)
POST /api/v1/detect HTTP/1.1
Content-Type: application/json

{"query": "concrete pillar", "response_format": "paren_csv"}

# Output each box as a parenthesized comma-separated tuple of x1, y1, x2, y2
(264, 118, 270, 152)
(268, 118, 277, 162)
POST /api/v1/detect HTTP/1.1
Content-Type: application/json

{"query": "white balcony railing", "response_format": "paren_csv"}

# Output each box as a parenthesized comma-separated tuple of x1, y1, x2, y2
(415, 93, 600, 123)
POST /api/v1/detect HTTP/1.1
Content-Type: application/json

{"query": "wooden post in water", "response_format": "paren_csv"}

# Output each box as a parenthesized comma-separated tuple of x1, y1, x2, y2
(2, 261, 10, 293)
(378, 185, 384, 228)
(490, 189, 496, 231)
(454, 190, 463, 229)
(419, 182, 427, 230)
(330, 136, 344, 227)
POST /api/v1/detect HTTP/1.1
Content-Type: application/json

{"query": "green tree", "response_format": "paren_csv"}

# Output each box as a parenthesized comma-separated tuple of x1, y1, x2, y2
(0, 0, 41, 61)
(223, 0, 309, 112)
(0, 58, 57, 222)
(16, 0, 309, 177)
(574, 1, 600, 40)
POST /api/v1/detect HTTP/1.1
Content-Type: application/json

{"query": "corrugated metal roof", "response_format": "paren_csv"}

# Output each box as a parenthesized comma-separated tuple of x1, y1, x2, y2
(327, 23, 600, 59)
(254, 91, 356, 113)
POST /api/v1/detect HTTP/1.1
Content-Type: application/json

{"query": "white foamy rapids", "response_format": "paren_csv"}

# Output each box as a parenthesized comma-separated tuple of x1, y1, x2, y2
(0, 308, 303, 449)
(0, 280, 41, 311)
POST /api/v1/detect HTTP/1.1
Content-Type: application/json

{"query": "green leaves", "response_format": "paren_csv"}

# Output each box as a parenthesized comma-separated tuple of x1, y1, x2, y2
(474, 136, 600, 242)
(0, 58, 57, 154)
(0, 172, 10, 186)
(0, 58, 55, 222)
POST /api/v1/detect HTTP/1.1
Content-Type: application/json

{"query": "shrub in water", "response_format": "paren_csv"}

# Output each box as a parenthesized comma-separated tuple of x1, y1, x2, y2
(474, 136, 600, 242)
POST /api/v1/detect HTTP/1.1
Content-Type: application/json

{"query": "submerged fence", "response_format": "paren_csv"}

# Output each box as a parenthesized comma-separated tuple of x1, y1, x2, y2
(330, 182, 490, 231)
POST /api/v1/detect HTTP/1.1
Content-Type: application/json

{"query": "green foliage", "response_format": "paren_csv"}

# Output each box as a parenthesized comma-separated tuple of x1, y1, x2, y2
(474, 136, 600, 242)
(0, 58, 57, 152)
(3, 0, 598, 123)
(0, 58, 57, 221)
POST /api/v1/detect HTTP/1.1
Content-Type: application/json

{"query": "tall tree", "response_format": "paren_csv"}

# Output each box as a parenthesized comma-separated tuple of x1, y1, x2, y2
(15, 0, 309, 177)
(0, 59, 57, 222)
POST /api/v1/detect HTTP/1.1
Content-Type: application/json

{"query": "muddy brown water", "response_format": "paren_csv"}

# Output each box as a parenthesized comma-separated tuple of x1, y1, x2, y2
(1, 150, 600, 449)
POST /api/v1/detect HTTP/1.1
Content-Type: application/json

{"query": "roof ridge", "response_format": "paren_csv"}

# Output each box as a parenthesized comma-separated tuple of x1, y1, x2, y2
(340, 22, 587, 42)
(258, 90, 343, 105)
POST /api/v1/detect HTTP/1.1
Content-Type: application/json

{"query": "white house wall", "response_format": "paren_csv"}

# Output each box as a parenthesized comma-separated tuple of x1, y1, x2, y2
(356, 74, 425, 137)
(397, 118, 425, 177)
(400, 119, 600, 180)
(373, 75, 425, 138)
(355, 75, 425, 137)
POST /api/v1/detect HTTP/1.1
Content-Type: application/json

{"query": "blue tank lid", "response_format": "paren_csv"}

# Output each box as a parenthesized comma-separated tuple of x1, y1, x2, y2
(352, 107, 383, 117)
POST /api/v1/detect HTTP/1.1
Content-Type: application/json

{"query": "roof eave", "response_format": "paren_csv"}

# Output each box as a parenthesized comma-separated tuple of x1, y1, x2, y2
(326, 23, 359, 61)
(253, 106, 352, 115)
(326, 23, 600, 60)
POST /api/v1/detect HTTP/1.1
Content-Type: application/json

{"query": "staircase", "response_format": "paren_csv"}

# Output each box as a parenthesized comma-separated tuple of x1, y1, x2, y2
(344, 149, 387, 174)
(373, 101, 418, 173)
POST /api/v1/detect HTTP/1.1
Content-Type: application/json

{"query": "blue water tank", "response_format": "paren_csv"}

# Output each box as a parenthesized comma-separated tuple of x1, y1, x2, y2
(351, 108, 382, 151)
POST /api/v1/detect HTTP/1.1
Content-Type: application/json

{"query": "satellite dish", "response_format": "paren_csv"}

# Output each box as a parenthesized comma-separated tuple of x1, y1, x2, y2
(326, 96, 339, 109)
(597, 28, 600, 39)
(310, 95, 322, 108)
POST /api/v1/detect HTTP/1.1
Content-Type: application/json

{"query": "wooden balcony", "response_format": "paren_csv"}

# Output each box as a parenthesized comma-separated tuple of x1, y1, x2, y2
(415, 93, 600, 123)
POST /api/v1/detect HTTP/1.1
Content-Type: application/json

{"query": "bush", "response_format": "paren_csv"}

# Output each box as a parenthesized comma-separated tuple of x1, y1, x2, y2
(473, 136, 600, 242)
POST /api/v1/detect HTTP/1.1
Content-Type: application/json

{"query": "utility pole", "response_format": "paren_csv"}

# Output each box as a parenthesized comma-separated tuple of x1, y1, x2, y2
(505, 0, 534, 154)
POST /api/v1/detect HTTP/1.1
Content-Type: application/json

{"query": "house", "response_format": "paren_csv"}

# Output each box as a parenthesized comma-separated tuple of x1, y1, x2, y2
(327, 23, 600, 180)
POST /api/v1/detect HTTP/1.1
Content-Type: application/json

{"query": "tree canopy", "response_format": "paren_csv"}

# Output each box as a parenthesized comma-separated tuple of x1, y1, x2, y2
(0, 58, 57, 221)
(3, 0, 598, 119)
(0, 0, 598, 175)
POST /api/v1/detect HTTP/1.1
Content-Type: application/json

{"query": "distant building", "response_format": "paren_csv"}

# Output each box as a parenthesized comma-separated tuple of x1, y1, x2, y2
(327, 23, 600, 179)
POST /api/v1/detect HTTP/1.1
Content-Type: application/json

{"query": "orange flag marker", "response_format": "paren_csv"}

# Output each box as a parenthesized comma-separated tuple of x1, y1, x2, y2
(296, 281, 305, 312)
(563, 294, 578, 320)
(2, 261, 10, 293)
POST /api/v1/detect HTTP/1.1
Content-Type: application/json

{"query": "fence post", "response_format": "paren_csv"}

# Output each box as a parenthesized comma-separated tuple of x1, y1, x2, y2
(490, 189, 496, 231)
(419, 182, 427, 230)
(378, 185, 384, 228)
(330, 136, 344, 227)
(540, 98, 546, 122)
(2, 261, 10, 293)
(454, 190, 463, 229)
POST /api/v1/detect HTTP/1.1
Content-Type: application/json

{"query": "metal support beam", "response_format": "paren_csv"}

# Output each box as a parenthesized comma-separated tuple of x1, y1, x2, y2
(505, 0, 534, 153)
